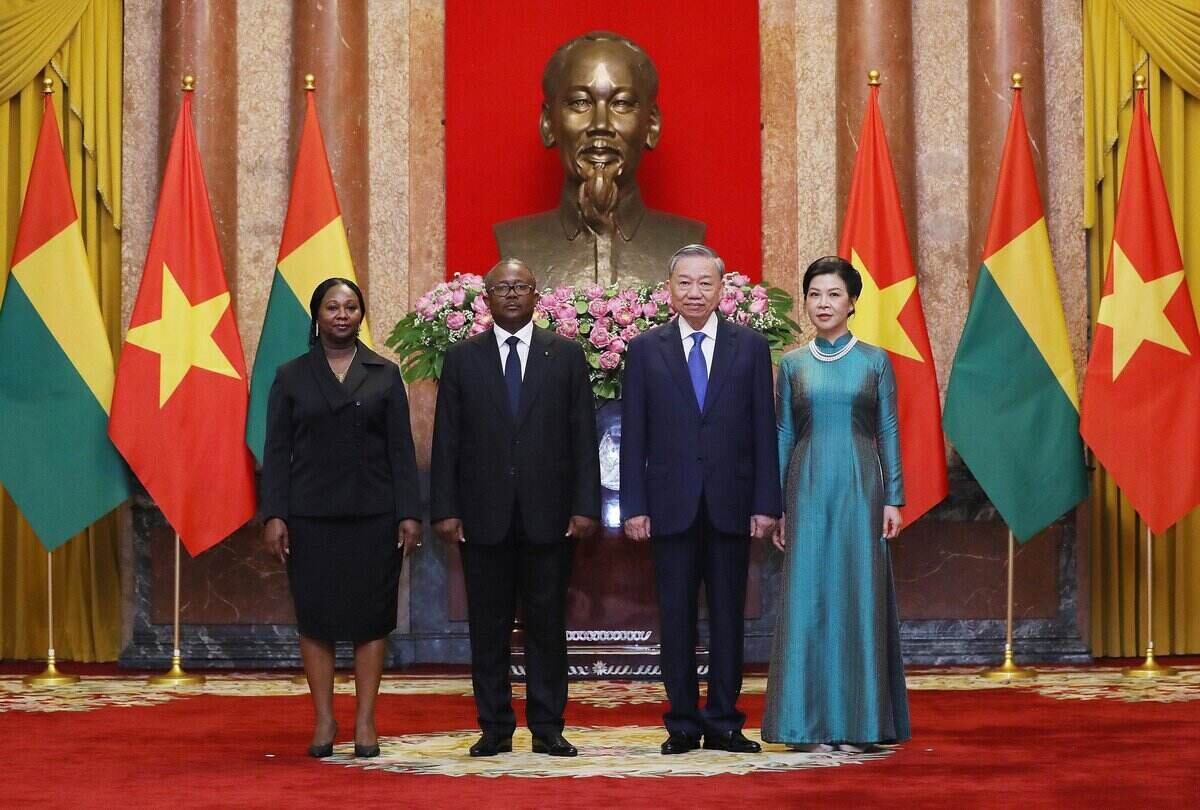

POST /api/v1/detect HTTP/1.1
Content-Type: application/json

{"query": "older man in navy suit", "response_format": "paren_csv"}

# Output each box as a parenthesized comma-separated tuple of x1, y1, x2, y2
(620, 244, 782, 755)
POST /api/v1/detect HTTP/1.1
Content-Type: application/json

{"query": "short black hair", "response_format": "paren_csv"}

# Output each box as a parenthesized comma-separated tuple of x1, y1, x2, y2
(309, 277, 365, 345)
(802, 256, 862, 298)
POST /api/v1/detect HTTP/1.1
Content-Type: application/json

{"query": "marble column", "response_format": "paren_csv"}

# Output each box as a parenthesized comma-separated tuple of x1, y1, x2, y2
(836, 0, 915, 246)
(292, 0, 371, 296)
(759, 0, 799, 301)
(159, 0, 239, 297)
(966, 0, 1046, 292)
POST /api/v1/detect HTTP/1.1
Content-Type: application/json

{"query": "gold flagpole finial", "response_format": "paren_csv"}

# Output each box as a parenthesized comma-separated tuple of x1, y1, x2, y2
(867, 69, 881, 86)
(304, 73, 316, 91)
(1011, 72, 1023, 90)
(42, 76, 53, 95)
(1134, 74, 1147, 90)
(182, 75, 195, 92)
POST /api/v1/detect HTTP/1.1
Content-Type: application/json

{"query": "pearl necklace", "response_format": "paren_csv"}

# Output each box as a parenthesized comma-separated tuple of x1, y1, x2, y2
(808, 334, 858, 362)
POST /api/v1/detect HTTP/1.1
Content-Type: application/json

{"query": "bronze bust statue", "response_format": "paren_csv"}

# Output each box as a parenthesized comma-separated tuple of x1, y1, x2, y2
(494, 31, 705, 289)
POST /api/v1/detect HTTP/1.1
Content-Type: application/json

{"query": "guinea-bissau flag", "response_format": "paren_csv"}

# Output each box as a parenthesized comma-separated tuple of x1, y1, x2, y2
(1079, 82, 1200, 535)
(0, 90, 130, 549)
(245, 82, 371, 462)
(943, 82, 1087, 542)
(839, 80, 948, 524)
(108, 87, 256, 556)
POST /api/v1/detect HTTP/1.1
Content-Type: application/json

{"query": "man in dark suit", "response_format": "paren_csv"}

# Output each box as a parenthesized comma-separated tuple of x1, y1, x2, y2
(620, 244, 782, 755)
(431, 258, 600, 758)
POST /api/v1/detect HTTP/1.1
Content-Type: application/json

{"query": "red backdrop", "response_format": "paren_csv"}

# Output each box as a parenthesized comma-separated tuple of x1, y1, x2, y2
(445, 0, 762, 282)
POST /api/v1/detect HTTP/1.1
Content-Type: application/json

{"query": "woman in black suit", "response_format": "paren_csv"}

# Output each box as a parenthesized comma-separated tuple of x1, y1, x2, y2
(262, 277, 421, 759)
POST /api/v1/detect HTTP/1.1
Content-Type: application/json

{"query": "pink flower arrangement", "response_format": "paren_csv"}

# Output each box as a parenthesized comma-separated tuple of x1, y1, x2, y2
(388, 272, 798, 401)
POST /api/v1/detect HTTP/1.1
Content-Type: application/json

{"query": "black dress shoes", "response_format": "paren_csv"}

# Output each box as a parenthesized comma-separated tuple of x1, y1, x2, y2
(703, 730, 762, 753)
(353, 743, 381, 758)
(307, 742, 334, 758)
(661, 732, 701, 755)
(532, 732, 578, 757)
(469, 733, 513, 757)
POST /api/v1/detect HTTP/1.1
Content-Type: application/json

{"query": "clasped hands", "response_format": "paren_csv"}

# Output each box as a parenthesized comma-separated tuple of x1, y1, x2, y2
(623, 514, 778, 542)
(432, 515, 599, 544)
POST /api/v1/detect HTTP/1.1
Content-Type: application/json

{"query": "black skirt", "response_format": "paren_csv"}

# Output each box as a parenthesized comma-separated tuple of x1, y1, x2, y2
(286, 513, 401, 642)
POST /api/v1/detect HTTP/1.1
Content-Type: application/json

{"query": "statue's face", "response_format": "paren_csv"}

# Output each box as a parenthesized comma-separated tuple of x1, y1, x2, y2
(541, 40, 660, 186)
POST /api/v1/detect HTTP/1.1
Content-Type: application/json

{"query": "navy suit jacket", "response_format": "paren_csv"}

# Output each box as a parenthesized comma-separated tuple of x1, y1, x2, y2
(619, 317, 782, 536)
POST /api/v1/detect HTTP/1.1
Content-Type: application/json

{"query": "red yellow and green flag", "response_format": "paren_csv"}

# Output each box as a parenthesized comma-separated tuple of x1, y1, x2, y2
(0, 90, 130, 549)
(246, 84, 370, 461)
(108, 88, 256, 556)
(1079, 82, 1200, 534)
(943, 83, 1087, 541)
(839, 81, 948, 524)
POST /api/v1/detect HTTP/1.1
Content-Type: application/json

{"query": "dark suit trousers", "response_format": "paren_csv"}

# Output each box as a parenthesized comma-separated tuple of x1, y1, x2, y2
(459, 507, 574, 738)
(652, 495, 750, 738)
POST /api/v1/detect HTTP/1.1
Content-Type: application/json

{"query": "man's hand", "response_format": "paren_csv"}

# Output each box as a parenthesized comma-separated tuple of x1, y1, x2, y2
(398, 519, 422, 554)
(264, 518, 289, 563)
(565, 515, 599, 541)
(624, 515, 651, 542)
(772, 516, 786, 552)
(750, 514, 777, 542)
(882, 506, 903, 540)
(434, 518, 465, 544)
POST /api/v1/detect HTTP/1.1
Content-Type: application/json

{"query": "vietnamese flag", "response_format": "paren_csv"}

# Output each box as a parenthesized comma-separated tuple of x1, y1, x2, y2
(108, 87, 256, 555)
(839, 81, 948, 524)
(1079, 83, 1200, 534)
(245, 82, 371, 462)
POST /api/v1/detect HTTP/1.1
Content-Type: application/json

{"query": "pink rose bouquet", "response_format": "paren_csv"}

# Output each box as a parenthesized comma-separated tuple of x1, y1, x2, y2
(388, 272, 798, 402)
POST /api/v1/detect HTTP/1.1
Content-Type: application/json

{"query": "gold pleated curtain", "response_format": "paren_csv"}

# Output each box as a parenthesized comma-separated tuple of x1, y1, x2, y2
(1084, 0, 1200, 656)
(0, 0, 123, 661)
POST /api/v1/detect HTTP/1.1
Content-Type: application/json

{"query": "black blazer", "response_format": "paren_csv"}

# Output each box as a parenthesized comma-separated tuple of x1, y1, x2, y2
(260, 341, 420, 523)
(430, 326, 601, 545)
(619, 317, 782, 536)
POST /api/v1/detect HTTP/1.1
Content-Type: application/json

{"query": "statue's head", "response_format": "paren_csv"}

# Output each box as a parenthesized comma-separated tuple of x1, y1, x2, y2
(540, 31, 661, 189)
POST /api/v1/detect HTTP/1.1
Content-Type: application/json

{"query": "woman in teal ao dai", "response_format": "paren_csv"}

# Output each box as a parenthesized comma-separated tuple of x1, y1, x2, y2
(762, 256, 910, 752)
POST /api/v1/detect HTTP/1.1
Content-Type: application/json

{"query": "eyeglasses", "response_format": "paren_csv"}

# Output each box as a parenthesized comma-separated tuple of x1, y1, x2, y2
(486, 282, 535, 297)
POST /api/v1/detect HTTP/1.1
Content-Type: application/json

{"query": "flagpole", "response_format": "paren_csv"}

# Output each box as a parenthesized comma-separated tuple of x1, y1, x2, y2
(1123, 525, 1176, 678)
(148, 534, 205, 686)
(24, 551, 81, 687)
(980, 529, 1036, 681)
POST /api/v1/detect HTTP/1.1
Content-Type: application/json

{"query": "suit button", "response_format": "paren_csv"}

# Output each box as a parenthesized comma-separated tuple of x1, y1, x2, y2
(506, 466, 517, 477)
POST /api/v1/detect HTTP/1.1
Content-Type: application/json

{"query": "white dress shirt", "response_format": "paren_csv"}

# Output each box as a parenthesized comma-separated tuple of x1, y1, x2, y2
(677, 312, 718, 373)
(494, 320, 534, 379)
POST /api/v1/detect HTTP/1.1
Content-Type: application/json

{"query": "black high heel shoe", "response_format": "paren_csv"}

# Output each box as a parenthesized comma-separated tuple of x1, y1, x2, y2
(353, 743, 381, 758)
(307, 742, 334, 758)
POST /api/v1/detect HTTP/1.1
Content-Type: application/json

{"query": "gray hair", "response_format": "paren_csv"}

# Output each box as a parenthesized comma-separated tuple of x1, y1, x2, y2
(667, 244, 725, 278)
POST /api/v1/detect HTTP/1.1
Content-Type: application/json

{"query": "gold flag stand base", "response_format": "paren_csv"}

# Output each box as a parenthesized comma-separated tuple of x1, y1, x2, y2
(291, 673, 352, 685)
(24, 654, 80, 687)
(1122, 646, 1177, 679)
(980, 646, 1037, 681)
(148, 655, 206, 687)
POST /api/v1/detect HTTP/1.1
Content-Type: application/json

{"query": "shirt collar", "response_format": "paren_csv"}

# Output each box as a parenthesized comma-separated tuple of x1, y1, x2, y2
(678, 312, 719, 343)
(494, 320, 535, 347)
(559, 183, 648, 242)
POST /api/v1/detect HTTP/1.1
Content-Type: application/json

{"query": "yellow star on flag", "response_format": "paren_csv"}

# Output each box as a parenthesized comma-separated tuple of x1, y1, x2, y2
(125, 263, 241, 406)
(849, 249, 923, 361)
(1096, 242, 1189, 380)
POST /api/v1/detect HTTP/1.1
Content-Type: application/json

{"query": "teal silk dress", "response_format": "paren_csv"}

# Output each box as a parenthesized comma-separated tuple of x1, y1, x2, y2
(762, 333, 910, 745)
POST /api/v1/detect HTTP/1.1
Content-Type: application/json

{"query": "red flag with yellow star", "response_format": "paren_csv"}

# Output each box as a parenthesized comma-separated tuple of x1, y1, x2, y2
(839, 82, 948, 524)
(108, 90, 256, 555)
(1079, 85, 1200, 534)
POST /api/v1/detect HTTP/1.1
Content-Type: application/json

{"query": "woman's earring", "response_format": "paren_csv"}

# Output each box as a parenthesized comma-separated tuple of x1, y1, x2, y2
(314, 322, 319, 338)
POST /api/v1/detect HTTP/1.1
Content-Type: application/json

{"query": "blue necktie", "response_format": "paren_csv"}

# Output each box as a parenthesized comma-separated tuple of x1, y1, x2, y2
(688, 332, 707, 408)
(504, 335, 522, 416)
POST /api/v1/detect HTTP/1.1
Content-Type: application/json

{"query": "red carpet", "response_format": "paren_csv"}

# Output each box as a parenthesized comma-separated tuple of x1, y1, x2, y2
(4, 666, 1199, 808)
